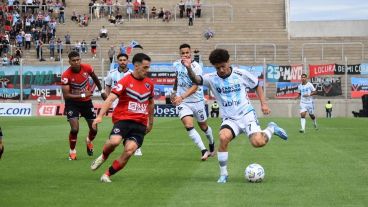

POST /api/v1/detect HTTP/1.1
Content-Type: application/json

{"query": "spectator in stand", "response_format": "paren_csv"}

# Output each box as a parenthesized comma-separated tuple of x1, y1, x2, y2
(115, 12, 123, 24)
(126, 1, 133, 17)
(133, 0, 140, 18)
(16, 33, 23, 47)
(56, 37, 63, 61)
(185, 0, 192, 18)
(13, 47, 22, 65)
(158, 7, 164, 19)
(108, 45, 116, 63)
(71, 10, 78, 21)
(74, 40, 81, 53)
(65, 32, 71, 52)
(195, 0, 201, 18)
(163, 10, 171, 22)
(99, 26, 109, 40)
(49, 37, 55, 60)
(94, 1, 101, 19)
(2, 54, 9, 66)
(178, 0, 185, 18)
(59, 5, 65, 24)
(151, 6, 157, 19)
(140, 0, 146, 16)
(81, 40, 87, 54)
(90, 38, 97, 59)
(188, 11, 193, 26)
(25, 31, 32, 49)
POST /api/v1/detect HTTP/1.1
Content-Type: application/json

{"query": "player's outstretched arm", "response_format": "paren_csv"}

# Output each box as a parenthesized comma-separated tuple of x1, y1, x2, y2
(182, 58, 202, 85)
(90, 71, 107, 100)
(92, 93, 117, 130)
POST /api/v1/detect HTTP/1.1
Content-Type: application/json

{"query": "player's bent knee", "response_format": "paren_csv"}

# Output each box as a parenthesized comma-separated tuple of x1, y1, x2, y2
(250, 135, 266, 148)
(70, 129, 79, 135)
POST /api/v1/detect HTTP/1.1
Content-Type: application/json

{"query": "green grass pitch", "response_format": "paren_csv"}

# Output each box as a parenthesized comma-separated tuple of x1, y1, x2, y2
(0, 117, 367, 207)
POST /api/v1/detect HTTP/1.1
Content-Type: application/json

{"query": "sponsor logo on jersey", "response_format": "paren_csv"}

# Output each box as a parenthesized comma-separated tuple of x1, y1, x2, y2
(128, 101, 147, 113)
(216, 84, 241, 94)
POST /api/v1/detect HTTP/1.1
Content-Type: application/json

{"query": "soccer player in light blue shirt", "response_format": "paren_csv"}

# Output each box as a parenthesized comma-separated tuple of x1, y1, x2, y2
(184, 48, 288, 183)
(171, 44, 215, 161)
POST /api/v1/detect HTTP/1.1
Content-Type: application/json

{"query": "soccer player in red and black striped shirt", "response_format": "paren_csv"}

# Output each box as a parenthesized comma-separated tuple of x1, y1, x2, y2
(90, 53, 154, 183)
(61, 51, 107, 160)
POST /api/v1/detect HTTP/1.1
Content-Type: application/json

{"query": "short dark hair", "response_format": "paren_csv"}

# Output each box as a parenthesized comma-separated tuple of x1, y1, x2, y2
(132, 53, 151, 64)
(179, 43, 191, 50)
(117, 53, 128, 60)
(301, 73, 308, 78)
(209, 48, 229, 65)
(68, 51, 80, 59)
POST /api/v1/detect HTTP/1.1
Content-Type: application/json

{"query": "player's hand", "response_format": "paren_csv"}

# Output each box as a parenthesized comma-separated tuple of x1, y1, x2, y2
(172, 96, 183, 106)
(101, 92, 107, 100)
(181, 57, 192, 69)
(92, 117, 102, 130)
(85, 91, 93, 97)
(170, 92, 176, 104)
(261, 103, 271, 115)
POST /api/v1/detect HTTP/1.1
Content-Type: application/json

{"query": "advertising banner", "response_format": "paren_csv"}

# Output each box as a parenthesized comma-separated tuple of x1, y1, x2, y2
(275, 82, 299, 98)
(351, 77, 368, 98)
(0, 103, 32, 116)
(311, 77, 342, 97)
(266, 64, 303, 82)
(309, 64, 335, 77)
(0, 66, 65, 100)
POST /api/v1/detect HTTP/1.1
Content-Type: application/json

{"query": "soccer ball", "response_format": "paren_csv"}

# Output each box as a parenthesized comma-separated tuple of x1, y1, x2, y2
(244, 163, 265, 183)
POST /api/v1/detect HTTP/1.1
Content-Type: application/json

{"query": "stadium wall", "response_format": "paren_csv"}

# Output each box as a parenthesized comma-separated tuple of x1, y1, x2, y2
(2, 99, 361, 118)
(289, 20, 368, 37)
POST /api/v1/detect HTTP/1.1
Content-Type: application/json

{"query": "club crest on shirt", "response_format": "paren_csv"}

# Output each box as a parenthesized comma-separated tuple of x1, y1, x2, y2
(82, 72, 88, 78)
(145, 83, 150, 89)
(130, 84, 133, 87)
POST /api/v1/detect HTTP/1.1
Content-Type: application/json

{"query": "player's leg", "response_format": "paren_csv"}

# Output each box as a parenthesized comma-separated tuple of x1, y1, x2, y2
(300, 104, 307, 133)
(195, 102, 215, 158)
(68, 118, 79, 160)
(217, 124, 235, 184)
(91, 135, 122, 171)
(308, 105, 318, 130)
(179, 103, 208, 160)
(198, 121, 215, 157)
(86, 119, 97, 156)
(91, 121, 126, 170)
(82, 100, 98, 156)
(99, 122, 145, 182)
(100, 140, 138, 183)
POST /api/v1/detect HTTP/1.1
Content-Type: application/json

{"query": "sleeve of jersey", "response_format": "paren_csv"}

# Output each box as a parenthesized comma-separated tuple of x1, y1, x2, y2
(193, 63, 203, 85)
(201, 74, 210, 87)
(309, 83, 316, 91)
(241, 69, 258, 89)
(61, 72, 69, 85)
(105, 73, 112, 86)
(86, 64, 94, 74)
(111, 79, 125, 97)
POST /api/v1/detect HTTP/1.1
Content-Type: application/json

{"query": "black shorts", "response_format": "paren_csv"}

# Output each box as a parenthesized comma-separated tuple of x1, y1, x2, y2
(110, 120, 146, 148)
(65, 99, 96, 120)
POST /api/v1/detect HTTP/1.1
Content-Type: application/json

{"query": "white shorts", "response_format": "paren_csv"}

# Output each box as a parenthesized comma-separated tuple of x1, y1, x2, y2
(221, 110, 261, 137)
(177, 101, 207, 122)
(300, 103, 315, 115)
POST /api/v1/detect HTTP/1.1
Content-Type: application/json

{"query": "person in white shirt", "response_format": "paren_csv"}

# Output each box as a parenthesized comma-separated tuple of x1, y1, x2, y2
(296, 74, 318, 133)
(184, 48, 288, 183)
(99, 26, 109, 40)
(171, 43, 215, 161)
